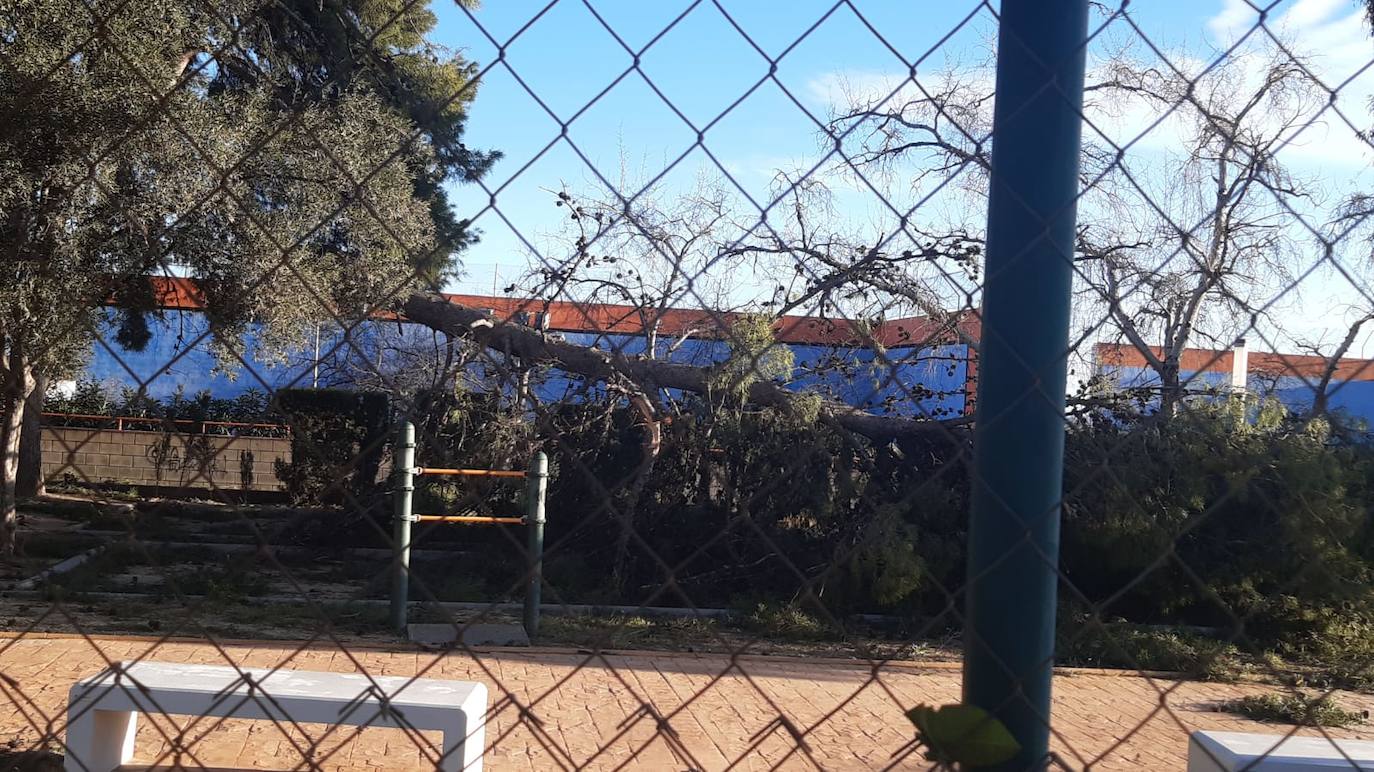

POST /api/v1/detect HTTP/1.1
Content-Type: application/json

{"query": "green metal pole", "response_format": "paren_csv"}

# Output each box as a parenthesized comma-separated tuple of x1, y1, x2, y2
(523, 451, 548, 640)
(963, 1, 1088, 769)
(390, 421, 416, 633)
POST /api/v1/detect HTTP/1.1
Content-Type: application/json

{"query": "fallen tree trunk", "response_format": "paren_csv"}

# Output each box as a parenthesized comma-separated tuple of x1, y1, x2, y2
(400, 292, 971, 442)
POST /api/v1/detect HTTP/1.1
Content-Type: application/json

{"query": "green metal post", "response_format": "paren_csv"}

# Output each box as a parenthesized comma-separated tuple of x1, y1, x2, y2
(390, 421, 416, 633)
(963, 1, 1089, 769)
(523, 451, 548, 640)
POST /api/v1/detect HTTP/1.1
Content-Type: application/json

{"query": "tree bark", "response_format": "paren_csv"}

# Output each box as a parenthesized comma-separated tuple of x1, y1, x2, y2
(1, 344, 36, 556)
(612, 392, 662, 591)
(1159, 358, 1182, 419)
(1312, 314, 1374, 419)
(399, 292, 972, 442)
(17, 370, 46, 499)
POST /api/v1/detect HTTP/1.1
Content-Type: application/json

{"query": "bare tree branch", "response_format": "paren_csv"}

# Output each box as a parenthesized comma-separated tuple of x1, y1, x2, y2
(399, 292, 970, 441)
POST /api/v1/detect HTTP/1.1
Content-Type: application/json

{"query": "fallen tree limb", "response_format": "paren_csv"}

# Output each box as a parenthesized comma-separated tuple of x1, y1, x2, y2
(400, 292, 972, 442)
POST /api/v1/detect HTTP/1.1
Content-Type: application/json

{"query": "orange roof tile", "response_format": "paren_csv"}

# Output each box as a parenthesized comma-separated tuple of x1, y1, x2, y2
(131, 276, 979, 348)
(1093, 342, 1374, 382)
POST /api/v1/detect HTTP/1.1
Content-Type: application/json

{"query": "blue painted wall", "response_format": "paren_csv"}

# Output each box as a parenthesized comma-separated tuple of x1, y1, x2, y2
(1097, 363, 1374, 427)
(81, 309, 971, 418)
(1095, 364, 1231, 394)
(84, 310, 314, 398)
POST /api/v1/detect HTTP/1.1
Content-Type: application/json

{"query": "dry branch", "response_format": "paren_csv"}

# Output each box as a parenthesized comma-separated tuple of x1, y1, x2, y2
(400, 292, 970, 442)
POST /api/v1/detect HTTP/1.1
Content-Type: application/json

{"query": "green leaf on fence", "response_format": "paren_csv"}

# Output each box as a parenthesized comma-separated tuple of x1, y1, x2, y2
(907, 703, 1020, 768)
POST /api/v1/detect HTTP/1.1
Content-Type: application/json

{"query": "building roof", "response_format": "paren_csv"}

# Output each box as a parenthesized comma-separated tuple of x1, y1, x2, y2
(1094, 342, 1374, 382)
(134, 276, 980, 349)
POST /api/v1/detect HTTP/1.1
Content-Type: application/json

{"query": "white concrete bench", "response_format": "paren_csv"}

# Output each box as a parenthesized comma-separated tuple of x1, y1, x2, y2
(65, 660, 486, 772)
(1190, 730, 1374, 770)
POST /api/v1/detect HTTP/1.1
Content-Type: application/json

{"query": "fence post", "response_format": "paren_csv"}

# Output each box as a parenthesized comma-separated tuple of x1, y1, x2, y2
(390, 421, 416, 633)
(523, 451, 548, 640)
(963, 1, 1089, 769)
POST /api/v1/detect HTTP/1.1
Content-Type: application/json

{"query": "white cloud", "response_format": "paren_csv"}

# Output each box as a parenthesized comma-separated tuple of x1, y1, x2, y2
(805, 69, 909, 110)
(1286, 0, 1352, 29)
(1202, 0, 1374, 170)
(1206, 0, 1360, 43)
(1208, 0, 1259, 41)
(807, 4, 1374, 173)
(784, 3, 1374, 354)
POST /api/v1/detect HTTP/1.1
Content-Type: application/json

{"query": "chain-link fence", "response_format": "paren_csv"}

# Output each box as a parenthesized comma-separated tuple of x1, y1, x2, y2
(5, 0, 1374, 769)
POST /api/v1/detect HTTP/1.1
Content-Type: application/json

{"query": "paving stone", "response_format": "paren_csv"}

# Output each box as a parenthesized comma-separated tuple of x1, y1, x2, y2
(4, 634, 1374, 770)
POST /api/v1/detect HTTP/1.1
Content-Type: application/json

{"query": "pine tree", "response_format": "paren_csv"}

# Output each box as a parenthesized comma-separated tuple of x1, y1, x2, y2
(0, 0, 496, 552)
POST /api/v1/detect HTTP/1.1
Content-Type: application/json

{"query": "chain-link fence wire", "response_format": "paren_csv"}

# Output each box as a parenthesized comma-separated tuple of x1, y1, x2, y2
(5, 0, 1374, 769)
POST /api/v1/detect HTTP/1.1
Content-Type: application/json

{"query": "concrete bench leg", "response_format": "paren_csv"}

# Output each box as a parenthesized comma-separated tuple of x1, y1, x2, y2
(440, 719, 484, 772)
(64, 708, 137, 772)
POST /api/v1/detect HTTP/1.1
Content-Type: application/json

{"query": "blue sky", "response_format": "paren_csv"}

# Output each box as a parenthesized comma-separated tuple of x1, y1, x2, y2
(435, 1, 1239, 284)
(428, 0, 1374, 355)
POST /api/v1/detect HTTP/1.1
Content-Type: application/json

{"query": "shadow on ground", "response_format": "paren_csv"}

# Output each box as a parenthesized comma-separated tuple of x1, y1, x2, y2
(0, 748, 60, 772)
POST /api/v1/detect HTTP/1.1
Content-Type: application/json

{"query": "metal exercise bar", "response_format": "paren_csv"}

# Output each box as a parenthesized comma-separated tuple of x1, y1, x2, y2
(523, 452, 549, 640)
(390, 421, 416, 633)
(391, 425, 550, 641)
(415, 467, 526, 478)
(415, 515, 525, 525)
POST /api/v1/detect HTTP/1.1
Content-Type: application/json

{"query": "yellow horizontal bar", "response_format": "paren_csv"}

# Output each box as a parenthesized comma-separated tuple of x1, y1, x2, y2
(415, 515, 526, 525)
(416, 467, 526, 478)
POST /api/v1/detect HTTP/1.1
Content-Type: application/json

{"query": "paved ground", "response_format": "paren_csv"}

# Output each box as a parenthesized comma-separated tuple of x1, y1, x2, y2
(3, 634, 1373, 770)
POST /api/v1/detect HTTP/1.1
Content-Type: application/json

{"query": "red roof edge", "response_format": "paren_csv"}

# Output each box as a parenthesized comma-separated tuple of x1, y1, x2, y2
(129, 276, 980, 349)
(1093, 342, 1374, 382)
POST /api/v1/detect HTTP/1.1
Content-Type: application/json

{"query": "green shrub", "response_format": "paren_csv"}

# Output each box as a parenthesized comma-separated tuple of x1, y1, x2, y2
(272, 388, 389, 506)
(235, 373, 1374, 691)
(46, 383, 280, 436)
(1266, 602, 1374, 691)
(1062, 402, 1374, 628)
(540, 394, 967, 614)
(1221, 693, 1364, 727)
(1057, 618, 1246, 681)
(543, 552, 618, 605)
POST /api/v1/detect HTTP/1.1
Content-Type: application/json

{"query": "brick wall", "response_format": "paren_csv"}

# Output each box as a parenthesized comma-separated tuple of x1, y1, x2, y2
(40, 427, 291, 493)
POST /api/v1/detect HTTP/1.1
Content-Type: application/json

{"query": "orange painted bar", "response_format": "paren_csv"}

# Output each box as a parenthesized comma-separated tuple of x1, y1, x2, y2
(415, 468, 526, 478)
(415, 515, 525, 525)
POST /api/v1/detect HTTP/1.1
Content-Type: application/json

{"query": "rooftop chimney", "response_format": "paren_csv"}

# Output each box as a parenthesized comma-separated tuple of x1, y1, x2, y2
(1230, 338, 1248, 393)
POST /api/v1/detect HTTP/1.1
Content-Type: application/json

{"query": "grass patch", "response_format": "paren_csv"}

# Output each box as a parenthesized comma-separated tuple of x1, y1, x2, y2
(310, 554, 391, 585)
(18, 497, 128, 525)
(45, 480, 144, 502)
(41, 543, 267, 600)
(405, 544, 552, 604)
(1057, 621, 1246, 681)
(15, 532, 101, 560)
(541, 614, 720, 650)
(737, 601, 837, 642)
(202, 601, 392, 638)
(95, 597, 393, 638)
(1221, 693, 1365, 728)
(408, 559, 492, 603)
(44, 543, 144, 596)
(163, 562, 271, 601)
